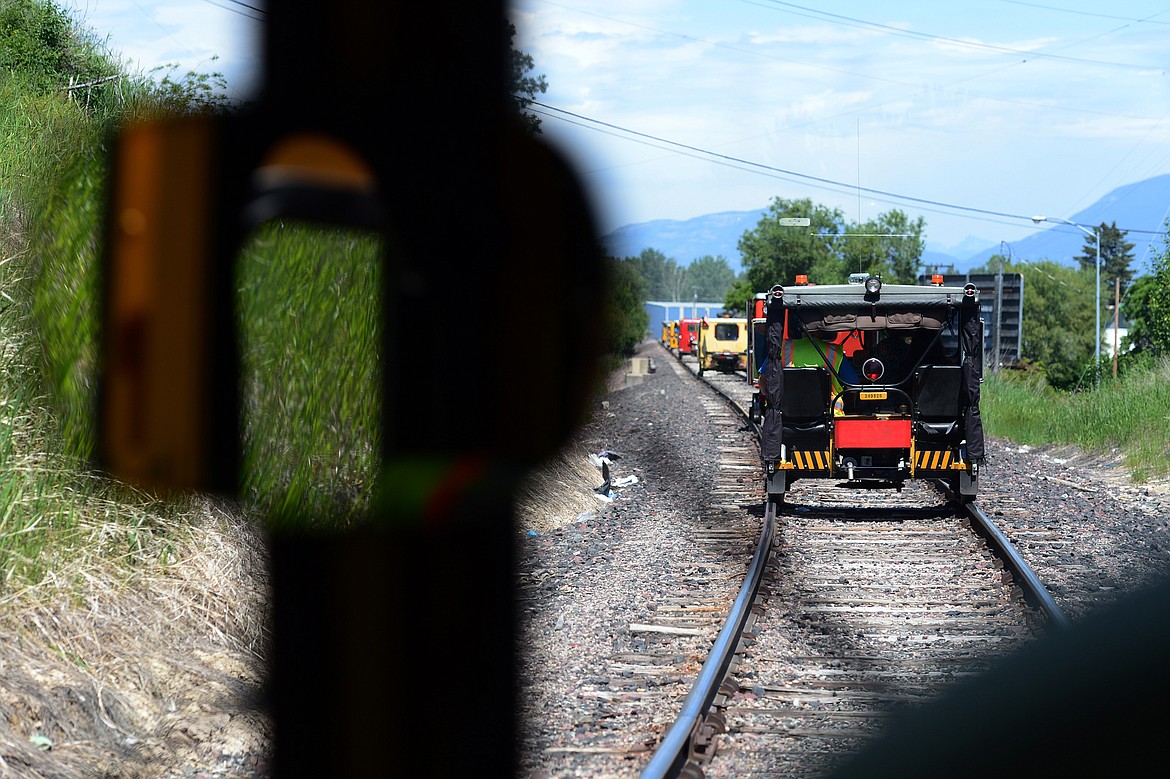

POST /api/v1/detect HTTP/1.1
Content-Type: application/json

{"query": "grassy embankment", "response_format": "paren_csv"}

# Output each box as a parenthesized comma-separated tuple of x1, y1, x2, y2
(982, 361, 1170, 482)
(0, 78, 380, 594)
(2, 19, 1165, 600)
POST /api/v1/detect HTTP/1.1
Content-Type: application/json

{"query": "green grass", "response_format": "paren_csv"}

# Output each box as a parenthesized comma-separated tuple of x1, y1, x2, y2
(236, 222, 381, 527)
(0, 79, 381, 588)
(982, 359, 1170, 482)
(3, 7, 1168, 597)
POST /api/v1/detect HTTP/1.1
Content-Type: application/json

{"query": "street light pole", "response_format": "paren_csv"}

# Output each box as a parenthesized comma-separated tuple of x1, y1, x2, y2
(1031, 215, 1101, 384)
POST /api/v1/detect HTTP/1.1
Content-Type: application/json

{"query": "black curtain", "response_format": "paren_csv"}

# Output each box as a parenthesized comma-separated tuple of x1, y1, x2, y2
(761, 301, 786, 462)
(960, 305, 986, 461)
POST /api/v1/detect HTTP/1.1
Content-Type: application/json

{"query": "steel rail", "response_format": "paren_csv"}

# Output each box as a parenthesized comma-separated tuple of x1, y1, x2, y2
(704, 358, 1068, 635)
(638, 498, 776, 779)
(963, 500, 1072, 633)
(638, 363, 771, 779)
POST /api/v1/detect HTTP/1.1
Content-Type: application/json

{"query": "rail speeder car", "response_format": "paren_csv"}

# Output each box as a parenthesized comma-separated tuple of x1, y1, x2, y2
(661, 320, 677, 350)
(761, 274, 985, 503)
(697, 315, 748, 376)
(677, 318, 700, 357)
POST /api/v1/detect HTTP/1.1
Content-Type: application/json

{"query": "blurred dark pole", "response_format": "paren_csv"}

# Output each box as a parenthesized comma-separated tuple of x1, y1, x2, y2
(102, 2, 602, 774)
(265, 3, 518, 777)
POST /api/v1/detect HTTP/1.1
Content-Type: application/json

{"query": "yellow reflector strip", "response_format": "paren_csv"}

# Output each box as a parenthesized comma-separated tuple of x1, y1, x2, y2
(914, 449, 954, 470)
(792, 450, 830, 470)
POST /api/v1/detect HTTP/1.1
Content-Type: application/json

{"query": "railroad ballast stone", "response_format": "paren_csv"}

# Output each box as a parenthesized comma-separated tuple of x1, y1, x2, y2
(514, 340, 1170, 778)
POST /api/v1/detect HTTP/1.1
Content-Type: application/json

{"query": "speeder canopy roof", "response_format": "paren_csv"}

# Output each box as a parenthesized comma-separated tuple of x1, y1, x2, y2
(772, 281, 978, 332)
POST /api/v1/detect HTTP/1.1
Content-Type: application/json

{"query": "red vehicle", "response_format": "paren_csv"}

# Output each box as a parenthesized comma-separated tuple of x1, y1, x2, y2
(676, 318, 700, 357)
(747, 292, 768, 420)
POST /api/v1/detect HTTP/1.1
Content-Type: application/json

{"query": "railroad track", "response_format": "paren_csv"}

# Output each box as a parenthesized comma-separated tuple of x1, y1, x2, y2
(515, 351, 766, 776)
(640, 350, 1067, 779)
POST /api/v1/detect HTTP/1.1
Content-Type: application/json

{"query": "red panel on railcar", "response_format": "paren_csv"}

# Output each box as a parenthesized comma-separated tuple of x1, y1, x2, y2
(835, 418, 911, 448)
(678, 318, 701, 354)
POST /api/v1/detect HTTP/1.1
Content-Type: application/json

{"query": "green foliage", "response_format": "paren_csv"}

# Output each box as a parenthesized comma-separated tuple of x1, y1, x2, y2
(236, 223, 382, 526)
(603, 256, 649, 355)
(686, 255, 736, 301)
(1010, 259, 1097, 390)
(983, 358, 1170, 481)
(839, 210, 926, 283)
(628, 248, 680, 300)
(139, 61, 232, 117)
(506, 20, 547, 135)
(737, 198, 925, 291)
(0, 0, 124, 115)
(1075, 221, 1135, 293)
(723, 277, 757, 314)
(1122, 228, 1170, 357)
(621, 248, 738, 304)
(738, 197, 843, 291)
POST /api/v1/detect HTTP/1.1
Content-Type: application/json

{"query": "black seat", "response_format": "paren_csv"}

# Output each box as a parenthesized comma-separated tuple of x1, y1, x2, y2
(781, 367, 831, 440)
(914, 365, 961, 418)
(914, 365, 962, 438)
(781, 367, 830, 417)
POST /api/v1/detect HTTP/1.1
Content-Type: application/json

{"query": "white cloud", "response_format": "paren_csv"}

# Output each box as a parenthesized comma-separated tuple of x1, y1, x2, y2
(62, 0, 262, 97)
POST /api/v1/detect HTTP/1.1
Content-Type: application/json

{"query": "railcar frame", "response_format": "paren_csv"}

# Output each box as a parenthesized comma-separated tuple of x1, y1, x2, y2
(760, 275, 985, 504)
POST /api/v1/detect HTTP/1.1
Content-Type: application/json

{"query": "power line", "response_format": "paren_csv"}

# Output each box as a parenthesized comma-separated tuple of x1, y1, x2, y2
(754, 0, 1161, 71)
(198, 0, 265, 22)
(530, 104, 1034, 236)
(530, 100, 1168, 236)
(993, 0, 1170, 26)
(535, 0, 1168, 128)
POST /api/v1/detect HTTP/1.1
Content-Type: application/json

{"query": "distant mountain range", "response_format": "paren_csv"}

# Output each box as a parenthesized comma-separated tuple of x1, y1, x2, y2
(599, 174, 1170, 276)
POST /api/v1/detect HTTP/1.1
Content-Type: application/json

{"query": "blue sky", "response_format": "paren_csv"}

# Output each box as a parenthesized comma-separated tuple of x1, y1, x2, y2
(512, 1, 1170, 253)
(61, 0, 263, 102)
(58, 1, 1170, 255)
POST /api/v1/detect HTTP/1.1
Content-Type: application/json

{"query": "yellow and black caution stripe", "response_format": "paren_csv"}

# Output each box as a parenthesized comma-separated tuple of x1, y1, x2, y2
(791, 450, 831, 470)
(914, 449, 954, 471)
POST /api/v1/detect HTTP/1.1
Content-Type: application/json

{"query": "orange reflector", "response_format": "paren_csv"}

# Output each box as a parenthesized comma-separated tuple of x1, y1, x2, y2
(931, 274, 944, 285)
(103, 119, 218, 490)
(795, 274, 808, 285)
(256, 133, 376, 192)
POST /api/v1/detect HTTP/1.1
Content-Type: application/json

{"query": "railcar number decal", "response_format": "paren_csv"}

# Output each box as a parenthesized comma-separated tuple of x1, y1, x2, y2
(859, 391, 887, 400)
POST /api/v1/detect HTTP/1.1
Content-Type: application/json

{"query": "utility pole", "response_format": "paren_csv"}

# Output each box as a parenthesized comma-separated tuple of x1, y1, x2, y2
(994, 256, 1003, 374)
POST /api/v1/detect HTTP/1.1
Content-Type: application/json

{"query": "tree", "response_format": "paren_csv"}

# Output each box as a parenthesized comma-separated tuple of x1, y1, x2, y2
(839, 210, 926, 283)
(143, 61, 231, 116)
(506, 21, 547, 136)
(723, 277, 756, 314)
(1014, 260, 1097, 390)
(627, 247, 686, 301)
(738, 198, 926, 291)
(603, 256, 650, 355)
(686, 255, 736, 301)
(738, 197, 843, 292)
(1075, 221, 1135, 294)
(663, 259, 688, 302)
(1121, 226, 1170, 357)
(0, 0, 120, 110)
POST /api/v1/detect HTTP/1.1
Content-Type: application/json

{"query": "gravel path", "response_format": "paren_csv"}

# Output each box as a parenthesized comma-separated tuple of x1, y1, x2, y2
(515, 340, 1170, 778)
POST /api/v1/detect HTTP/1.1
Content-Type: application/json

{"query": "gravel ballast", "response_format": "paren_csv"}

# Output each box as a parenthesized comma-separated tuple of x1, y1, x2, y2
(514, 341, 1170, 778)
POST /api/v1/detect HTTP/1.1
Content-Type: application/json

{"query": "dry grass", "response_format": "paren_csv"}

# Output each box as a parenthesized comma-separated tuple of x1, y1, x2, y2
(514, 442, 610, 534)
(0, 488, 271, 777)
(0, 201, 271, 774)
(513, 351, 640, 535)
